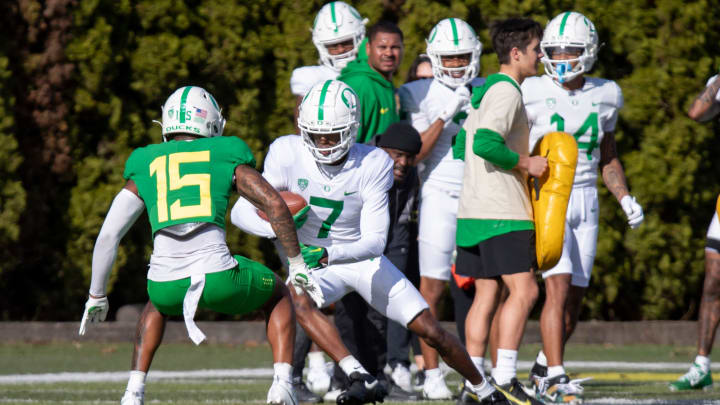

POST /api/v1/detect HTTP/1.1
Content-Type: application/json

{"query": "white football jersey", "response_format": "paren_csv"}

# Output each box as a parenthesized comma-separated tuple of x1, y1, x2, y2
(523, 75, 623, 187)
(235, 135, 394, 265)
(398, 78, 485, 188)
(290, 65, 339, 97)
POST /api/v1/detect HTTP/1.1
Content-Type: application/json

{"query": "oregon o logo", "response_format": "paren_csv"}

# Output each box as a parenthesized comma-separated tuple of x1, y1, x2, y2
(340, 88, 357, 109)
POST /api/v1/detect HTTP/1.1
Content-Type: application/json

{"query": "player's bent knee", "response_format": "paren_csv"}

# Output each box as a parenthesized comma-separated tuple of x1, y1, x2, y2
(409, 310, 445, 347)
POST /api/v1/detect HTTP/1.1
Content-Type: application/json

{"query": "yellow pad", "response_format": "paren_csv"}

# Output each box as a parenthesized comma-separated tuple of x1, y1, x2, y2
(716, 194, 720, 218)
(530, 132, 578, 270)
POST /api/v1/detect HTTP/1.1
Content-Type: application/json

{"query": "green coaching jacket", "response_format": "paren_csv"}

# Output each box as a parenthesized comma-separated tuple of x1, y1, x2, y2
(338, 57, 398, 144)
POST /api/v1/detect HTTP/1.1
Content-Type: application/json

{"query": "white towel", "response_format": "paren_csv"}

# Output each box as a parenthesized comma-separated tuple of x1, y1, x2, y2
(183, 274, 207, 345)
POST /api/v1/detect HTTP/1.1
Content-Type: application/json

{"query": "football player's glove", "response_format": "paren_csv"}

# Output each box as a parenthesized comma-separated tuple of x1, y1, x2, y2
(293, 205, 310, 230)
(288, 259, 325, 308)
(78, 296, 109, 335)
(300, 243, 328, 269)
(620, 195, 644, 229)
(439, 86, 471, 124)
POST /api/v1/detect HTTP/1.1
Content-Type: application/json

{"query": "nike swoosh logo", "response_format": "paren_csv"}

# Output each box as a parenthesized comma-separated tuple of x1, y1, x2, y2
(344, 191, 357, 196)
(380, 107, 389, 114)
(494, 385, 531, 405)
(592, 102, 599, 106)
(364, 379, 378, 390)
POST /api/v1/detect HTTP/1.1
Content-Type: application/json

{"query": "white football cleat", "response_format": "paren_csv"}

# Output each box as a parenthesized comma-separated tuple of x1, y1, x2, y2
(120, 390, 144, 405)
(391, 364, 413, 393)
(422, 370, 453, 400)
(267, 376, 298, 405)
(306, 364, 332, 396)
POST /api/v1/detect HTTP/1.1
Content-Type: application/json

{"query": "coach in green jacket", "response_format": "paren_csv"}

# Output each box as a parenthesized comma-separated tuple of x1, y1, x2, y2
(339, 21, 403, 144)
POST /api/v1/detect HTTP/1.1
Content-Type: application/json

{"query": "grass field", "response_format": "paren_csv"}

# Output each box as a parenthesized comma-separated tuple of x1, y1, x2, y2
(1, 342, 719, 404)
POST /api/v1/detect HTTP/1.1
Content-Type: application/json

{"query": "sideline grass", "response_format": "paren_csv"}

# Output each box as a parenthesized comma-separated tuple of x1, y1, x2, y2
(2, 342, 718, 375)
(1, 342, 719, 404)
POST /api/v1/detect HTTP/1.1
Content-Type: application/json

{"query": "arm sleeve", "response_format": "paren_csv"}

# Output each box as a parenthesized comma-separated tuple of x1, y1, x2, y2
(230, 197, 277, 238)
(326, 155, 393, 264)
(89, 188, 145, 296)
(602, 82, 624, 132)
(261, 139, 291, 189)
(708, 75, 720, 103)
(398, 85, 432, 132)
(290, 67, 311, 97)
(230, 140, 289, 239)
(472, 129, 520, 170)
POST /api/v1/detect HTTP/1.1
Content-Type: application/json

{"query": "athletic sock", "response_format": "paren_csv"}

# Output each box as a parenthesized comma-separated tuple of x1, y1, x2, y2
(471, 356, 486, 377)
(425, 367, 442, 381)
(308, 351, 325, 369)
(536, 350, 548, 367)
(695, 355, 711, 372)
(339, 356, 369, 377)
(492, 349, 518, 386)
(274, 362, 293, 383)
(547, 365, 566, 378)
(471, 378, 496, 398)
(126, 370, 146, 394)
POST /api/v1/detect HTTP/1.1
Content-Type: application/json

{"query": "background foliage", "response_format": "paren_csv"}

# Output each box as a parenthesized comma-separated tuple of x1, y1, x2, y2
(1, 0, 719, 321)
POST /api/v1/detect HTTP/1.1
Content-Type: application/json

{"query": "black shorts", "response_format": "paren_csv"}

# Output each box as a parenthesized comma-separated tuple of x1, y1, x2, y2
(707, 237, 720, 253)
(455, 230, 536, 279)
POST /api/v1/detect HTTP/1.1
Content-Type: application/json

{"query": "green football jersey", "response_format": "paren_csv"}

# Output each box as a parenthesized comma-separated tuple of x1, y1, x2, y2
(123, 136, 256, 235)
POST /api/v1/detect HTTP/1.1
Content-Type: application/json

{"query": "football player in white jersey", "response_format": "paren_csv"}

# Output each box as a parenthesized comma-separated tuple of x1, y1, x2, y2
(397, 17, 483, 400)
(290, 1, 367, 131)
(669, 72, 720, 391)
(232, 80, 509, 405)
(288, 3, 367, 396)
(522, 12, 644, 402)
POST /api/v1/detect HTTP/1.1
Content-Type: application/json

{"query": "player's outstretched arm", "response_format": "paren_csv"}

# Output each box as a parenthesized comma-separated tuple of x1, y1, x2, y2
(80, 181, 145, 335)
(688, 78, 720, 122)
(600, 132, 643, 229)
(234, 164, 301, 258)
(599, 132, 629, 201)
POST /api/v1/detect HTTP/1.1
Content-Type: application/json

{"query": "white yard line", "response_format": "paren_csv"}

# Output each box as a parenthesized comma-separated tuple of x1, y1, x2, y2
(0, 369, 274, 384)
(1, 361, 719, 384)
(586, 399, 720, 404)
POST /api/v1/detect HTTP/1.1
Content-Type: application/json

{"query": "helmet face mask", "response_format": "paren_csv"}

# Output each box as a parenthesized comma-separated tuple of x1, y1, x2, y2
(440, 53, 473, 80)
(541, 12, 598, 84)
(426, 18, 482, 88)
(160, 86, 226, 142)
(312, 2, 368, 72)
(298, 80, 359, 164)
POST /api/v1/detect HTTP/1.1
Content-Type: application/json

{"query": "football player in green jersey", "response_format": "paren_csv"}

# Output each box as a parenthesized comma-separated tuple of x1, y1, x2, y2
(78, 86, 321, 405)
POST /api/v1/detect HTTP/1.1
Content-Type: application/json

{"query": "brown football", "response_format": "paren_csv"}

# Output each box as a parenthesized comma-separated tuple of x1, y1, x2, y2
(257, 191, 307, 221)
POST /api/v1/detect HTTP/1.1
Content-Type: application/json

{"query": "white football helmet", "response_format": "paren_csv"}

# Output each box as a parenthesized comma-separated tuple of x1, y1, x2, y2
(426, 18, 482, 88)
(160, 86, 225, 141)
(312, 2, 368, 72)
(298, 80, 359, 164)
(541, 11, 599, 83)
